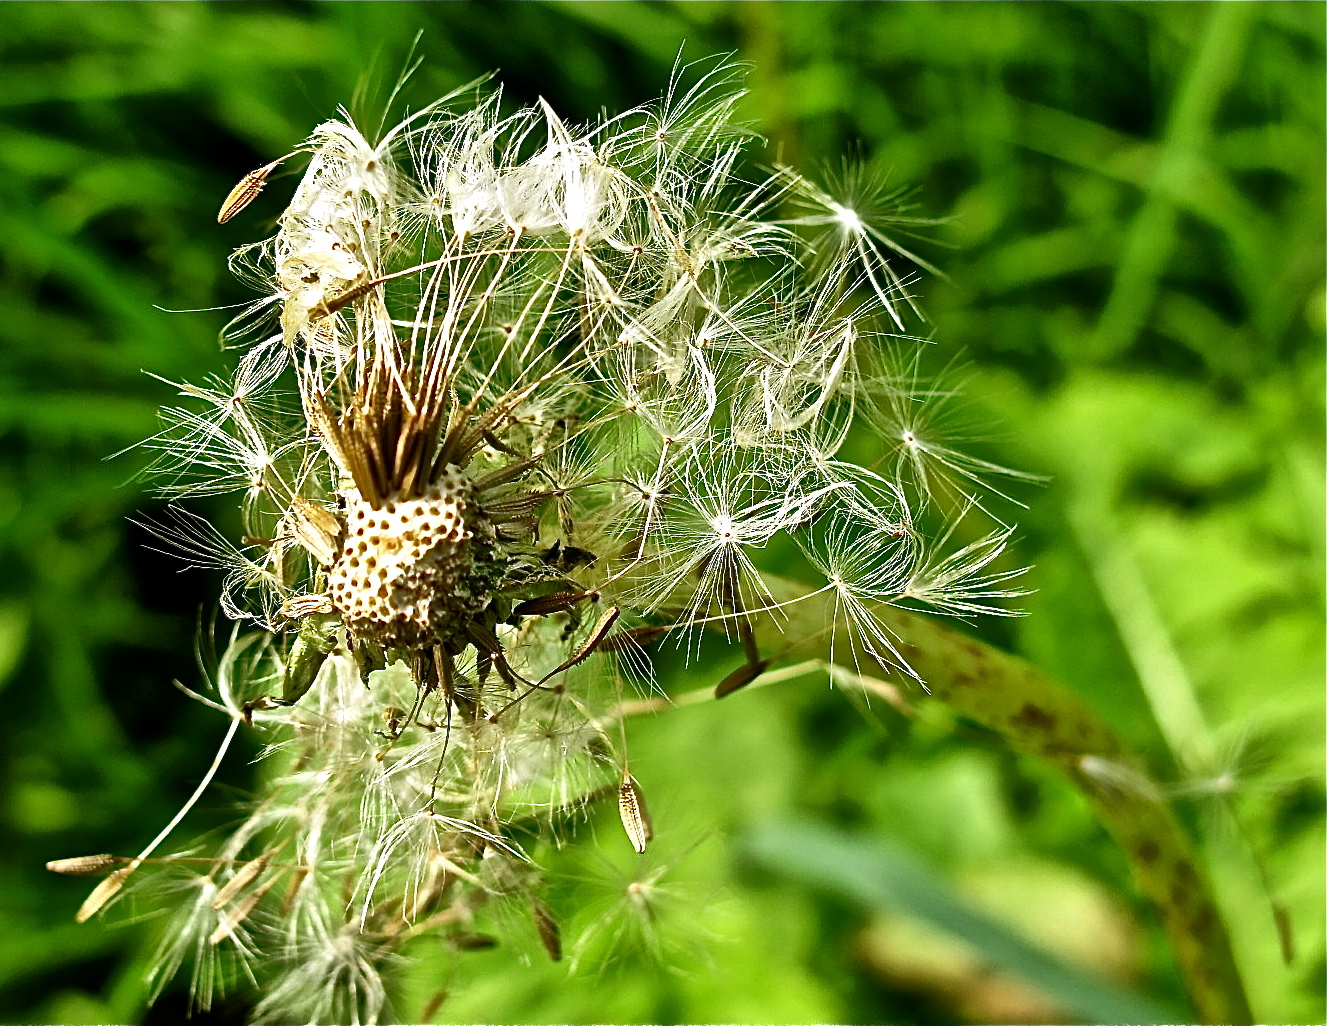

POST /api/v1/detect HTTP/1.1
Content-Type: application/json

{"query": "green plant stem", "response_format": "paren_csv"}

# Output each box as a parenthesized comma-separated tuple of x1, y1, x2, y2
(737, 586, 1253, 1025)
(1090, 0, 1253, 357)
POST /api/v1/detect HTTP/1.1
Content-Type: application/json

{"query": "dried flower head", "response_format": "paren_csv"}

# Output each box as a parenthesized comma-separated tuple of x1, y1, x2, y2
(58, 61, 1028, 1023)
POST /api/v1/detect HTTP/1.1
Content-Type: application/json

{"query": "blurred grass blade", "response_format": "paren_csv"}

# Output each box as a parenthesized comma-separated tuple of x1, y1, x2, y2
(751, 581, 1254, 1025)
(744, 820, 1181, 1025)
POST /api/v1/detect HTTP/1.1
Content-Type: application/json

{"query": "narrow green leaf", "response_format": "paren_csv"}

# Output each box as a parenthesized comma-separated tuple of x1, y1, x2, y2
(744, 819, 1182, 1025)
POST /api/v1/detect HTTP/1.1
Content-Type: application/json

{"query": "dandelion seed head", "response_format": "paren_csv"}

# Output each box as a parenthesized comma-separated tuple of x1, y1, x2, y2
(325, 472, 495, 648)
(84, 59, 1035, 1024)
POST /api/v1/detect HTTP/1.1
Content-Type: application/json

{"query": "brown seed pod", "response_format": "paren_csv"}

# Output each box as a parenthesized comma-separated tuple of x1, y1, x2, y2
(715, 658, 770, 698)
(46, 854, 117, 876)
(512, 590, 587, 618)
(618, 774, 652, 855)
(279, 865, 311, 917)
(451, 932, 498, 951)
(217, 158, 285, 224)
(76, 865, 135, 923)
(421, 988, 450, 1023)
(597, 623, 669, 653)
(285, 497, 342, 567)
(210, 850, 274, 910)
(278, 593, 336, 620)
(531, 897, 562, 961)
(209, 874, 279, 945)
(540, 605, 620, 682)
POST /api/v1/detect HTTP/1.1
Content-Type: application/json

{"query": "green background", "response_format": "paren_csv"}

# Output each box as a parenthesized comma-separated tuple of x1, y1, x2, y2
(0, 2, 1321, 1023)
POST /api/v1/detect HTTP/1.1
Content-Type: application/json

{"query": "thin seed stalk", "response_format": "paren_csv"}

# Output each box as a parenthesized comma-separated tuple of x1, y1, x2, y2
(748, 587, 1252, 1025)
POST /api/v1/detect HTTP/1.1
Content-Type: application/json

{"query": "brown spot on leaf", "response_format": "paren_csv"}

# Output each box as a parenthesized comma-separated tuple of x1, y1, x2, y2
(1188, 901, 1215, 939)
(1011, 702, 1057, 732)
(1174, 858, 1200, 888)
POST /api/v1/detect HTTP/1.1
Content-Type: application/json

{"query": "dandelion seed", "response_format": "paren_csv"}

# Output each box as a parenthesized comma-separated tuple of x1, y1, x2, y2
(211, 849, 276, 910)
(531, 896, 563, 961)
(219, 157, 290, 223)
(75, 866, 134, 923)
(714, 656, 769, 698)
(209, 873, 280, 945)
(540, 605, 620, 682)
(46, 854, 117, 876)
(618, 774, 653, 855)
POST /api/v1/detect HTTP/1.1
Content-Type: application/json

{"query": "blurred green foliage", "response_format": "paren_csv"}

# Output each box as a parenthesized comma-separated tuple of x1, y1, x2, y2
(0, 2, 1321, 1023)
